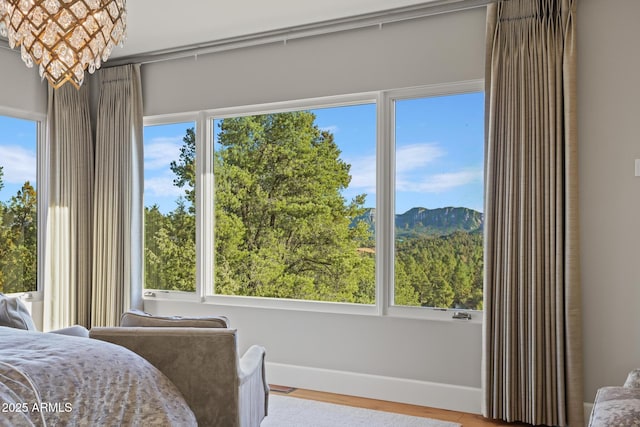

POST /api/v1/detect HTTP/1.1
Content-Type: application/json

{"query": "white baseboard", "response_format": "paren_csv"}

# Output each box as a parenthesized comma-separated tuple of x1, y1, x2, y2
(267, 362, 595, 423)
(266, 362, 482, 414)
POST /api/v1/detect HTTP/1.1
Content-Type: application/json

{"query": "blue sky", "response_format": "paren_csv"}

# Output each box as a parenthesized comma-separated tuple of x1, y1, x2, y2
(312, 92, 485, 214)
(143, 121, 196, 212)
(393, 92, 484, 213)
(0, 93, 483, 215)
(0, 116, 37, 204)
(127, 92, 484, 215)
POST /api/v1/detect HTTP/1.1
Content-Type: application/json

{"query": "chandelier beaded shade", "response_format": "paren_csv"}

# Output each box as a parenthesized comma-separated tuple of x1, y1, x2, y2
(0, 0, 126, 88)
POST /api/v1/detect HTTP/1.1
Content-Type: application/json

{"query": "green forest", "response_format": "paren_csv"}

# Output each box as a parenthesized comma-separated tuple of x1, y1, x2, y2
(145, 112, 484, 310)
(0, 166, 37, 294)
(0, 111, 482, 309)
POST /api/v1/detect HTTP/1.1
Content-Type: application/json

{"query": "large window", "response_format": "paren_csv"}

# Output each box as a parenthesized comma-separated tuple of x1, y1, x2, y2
(143, 120, 197, 292)
(212, 104, 376, 303)
(393, 92, 484, 310)
(142, 83, 484, 315)
(0, 115, 39, 294)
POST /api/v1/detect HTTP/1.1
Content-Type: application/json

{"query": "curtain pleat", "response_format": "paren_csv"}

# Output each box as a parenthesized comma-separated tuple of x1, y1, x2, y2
(43, 83, 93, 330)
(482, 0, 582, 426)
(91, 64, 143, 327)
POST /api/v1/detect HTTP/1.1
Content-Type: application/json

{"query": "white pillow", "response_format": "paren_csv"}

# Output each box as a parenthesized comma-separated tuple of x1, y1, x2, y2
(0, 294, 37, 330)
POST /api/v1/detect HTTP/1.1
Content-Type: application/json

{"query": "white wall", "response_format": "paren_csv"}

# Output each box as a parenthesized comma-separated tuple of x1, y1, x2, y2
(142, 8, 486, 116)
(141, 6, 487, 413)
(0, 49, 47, 115)
(578, 0, 640, 402)
(143, 0, 640, 412)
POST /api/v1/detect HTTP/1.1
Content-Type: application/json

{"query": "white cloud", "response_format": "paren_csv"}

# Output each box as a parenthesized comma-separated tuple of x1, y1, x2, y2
(397, 169, 483, 193)
(344, 142, 481, 195)
(395, 143, 482, 193)
(345, 153, 376, 192)
(144, 136, 191, 201)
(320, 125, 339, 134)
(144, 137, 183, 170)
(0, 145, 37, 184)
(395, 143, 444, 173)
(345, 143, 444, 193)
(144, 174, 185, 198)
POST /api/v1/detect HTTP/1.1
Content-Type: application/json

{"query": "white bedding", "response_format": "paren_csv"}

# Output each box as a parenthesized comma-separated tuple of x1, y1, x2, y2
(0, 327, 197, 426)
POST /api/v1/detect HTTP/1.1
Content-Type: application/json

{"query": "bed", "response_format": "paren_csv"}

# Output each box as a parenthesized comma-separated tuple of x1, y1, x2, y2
(0, 326, 197, 426)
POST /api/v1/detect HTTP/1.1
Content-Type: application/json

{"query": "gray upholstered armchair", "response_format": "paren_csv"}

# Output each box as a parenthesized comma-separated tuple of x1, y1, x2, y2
(90, 312, 268, 427)
(589, 370, 640, 426)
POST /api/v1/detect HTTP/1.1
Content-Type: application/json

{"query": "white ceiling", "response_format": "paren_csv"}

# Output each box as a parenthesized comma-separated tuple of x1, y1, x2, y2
(114, 0, 440, 59)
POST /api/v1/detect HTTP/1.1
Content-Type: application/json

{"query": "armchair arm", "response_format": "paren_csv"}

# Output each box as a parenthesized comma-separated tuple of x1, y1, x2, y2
(48, 325, 90, 338)
(238, 345, 266, 385)
(90, 327, 244, 427)
(238, 345, 269, 426)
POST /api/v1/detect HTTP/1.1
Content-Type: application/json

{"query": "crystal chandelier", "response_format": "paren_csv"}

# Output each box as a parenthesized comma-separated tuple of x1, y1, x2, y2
(0, 0, 126, 89)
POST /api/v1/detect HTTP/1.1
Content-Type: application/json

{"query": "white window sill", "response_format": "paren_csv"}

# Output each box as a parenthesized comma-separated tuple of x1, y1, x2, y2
(2, 291, 43, 302)
(142, 290, 482, 324)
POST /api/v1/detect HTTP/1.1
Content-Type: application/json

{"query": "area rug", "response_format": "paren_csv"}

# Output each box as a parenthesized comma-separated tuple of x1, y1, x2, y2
(261, 395, 461, 427)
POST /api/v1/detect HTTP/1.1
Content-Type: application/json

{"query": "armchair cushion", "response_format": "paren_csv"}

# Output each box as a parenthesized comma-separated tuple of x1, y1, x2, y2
(48, 325, 90, 338)
(0, 293, 37, 330)
(121, 309, 229, 328)
(624, 369, 640, 389)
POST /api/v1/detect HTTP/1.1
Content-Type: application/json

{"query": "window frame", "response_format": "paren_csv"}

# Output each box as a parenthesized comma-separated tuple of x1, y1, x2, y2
(0, 106, 46, 299)
(142, 81, 484, 323)
(383, 80, 485, 321)
(142, 112, 201, 301)
(204, 92, 380, 316)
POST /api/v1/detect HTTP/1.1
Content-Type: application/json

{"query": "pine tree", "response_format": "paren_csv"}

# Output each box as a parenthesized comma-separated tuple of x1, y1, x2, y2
(0, 181, 37, 293)
(213, 112, 375, 302)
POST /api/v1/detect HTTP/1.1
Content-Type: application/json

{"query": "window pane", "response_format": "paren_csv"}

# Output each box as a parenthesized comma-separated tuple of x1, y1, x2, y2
(213, 105, 376, 303)
(143, 122, 197, 291)
(394, 92, 484, 310)
(0, 116, 38, 293)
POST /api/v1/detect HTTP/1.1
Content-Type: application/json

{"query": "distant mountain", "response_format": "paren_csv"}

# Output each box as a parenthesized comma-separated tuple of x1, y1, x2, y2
(352, 207, 484, 238)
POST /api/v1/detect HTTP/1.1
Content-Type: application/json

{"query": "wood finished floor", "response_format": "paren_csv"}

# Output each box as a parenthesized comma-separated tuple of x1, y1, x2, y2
(269, 385, 531, 427)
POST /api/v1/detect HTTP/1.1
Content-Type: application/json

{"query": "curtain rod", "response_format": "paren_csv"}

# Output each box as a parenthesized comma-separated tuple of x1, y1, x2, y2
(105, 0, 494, 67)
(1, 0, 494, 67)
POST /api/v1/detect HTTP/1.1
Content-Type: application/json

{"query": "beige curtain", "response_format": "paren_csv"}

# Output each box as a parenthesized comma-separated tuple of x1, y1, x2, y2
(482, 1, 582, 426)
(43, 83, 93, 330)
(91, 64, 144, 327)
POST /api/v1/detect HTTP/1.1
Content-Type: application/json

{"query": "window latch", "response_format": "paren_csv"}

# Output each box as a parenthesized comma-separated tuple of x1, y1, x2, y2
(452, 311, 472, 320)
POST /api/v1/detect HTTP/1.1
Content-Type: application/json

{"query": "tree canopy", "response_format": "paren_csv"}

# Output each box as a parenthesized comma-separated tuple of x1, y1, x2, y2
(0, 166, 38, 294)
(212, 112, 374, 302)
(0, 112, 483, 309)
